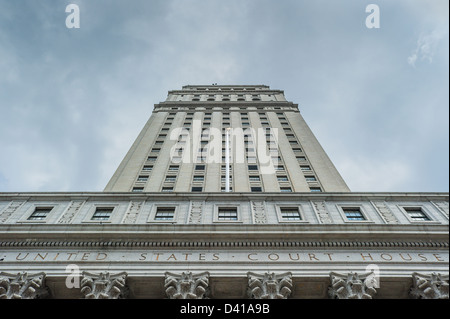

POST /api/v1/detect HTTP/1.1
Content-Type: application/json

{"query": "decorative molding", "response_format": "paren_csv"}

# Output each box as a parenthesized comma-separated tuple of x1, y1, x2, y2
(0, 201, 25, 223)
(251, 201, 267, 224)
(58, 201, 85, 224)
(247, 272, 293, 299)
(80, 271, 128, 299)
(432, 201, 449, 219)
(0, 240, 447, 248)
(0, 272, 48, 299)
(328, 272, 377, 299)
(188, 201, 204, 224)
(410, 272, 449, 299)
(165, 271, 210, 299)
(372, 201, 399, 224)
(311, 201, 332, 224)
(122, 201, 143, 224)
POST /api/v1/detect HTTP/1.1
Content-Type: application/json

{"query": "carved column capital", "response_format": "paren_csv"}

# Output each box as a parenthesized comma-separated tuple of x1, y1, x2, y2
(0, 272, 49, 299)
(81, 271, 128, 299)
(410, 273, 449, 299)
(247, 272, 293, 299)
(164, 271, 210, 299)
(328, 272, 377, 299)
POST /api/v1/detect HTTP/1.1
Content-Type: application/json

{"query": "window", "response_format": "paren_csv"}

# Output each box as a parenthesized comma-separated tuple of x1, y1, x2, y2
(248, 165, 258, 171)
(249, 176, 261, 182)
(343, 208, 366, 221)
(155, 207, 175, 221)
(132, 187, 144, 192)
(142, 166, 153, 172)
(300, 166, 311, 171)
(91, 208, 113, 221)
(310, 187, 322, 192)
(165, 176, 177, 182)
(168, 165, 179, 171)
(404, 207, 430, 221)
(137, 176, 148, 182)
(195, 165, 205, 171)
(218, 208, 238, 221)
(280, 187, 292, 192)
(251, 187, 262, 192)
(147, 156, 157, 162)
(28, 207, 52, 221)
(191, 187, 203, 192)
(277, 176, 289, 182)
(193, 175, 204, 182)
(297, 157, 307, 162)
(162, 187, 174, 192)
(280, 208, 302, 221)
(305, 176, 317, 182)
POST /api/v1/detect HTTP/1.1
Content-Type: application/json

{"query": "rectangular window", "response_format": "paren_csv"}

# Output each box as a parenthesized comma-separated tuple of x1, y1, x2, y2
(218, 208, 238, 221)
(147, 156, 157, 162)
(91, 208, 113, 221)
(191, 187, 203, 192)
(162, 187, 174, 192)
(305, 176, 317, 182)
(404, 208, 430, 221)
(142, 166, 153, 172)
(195, 165, 205, 171)
(251, 187, 262, 192)
(155, 207, 175, 221)
(248, 165, 258, 171)
(168, 166, 179, 171)
(280, 208, 302, 221)
(193, 175, 204, 182)
(137, 176, 148, 182)
(132, 187, 144, 192)
(343, 208, 366, 221)
(300, 166, 311, 171)
(27, 207, 53, 221)
(277, 176, 289, 182)
(249, 176, 261, 182)
(297, 157, 307, 162)
(280, 187, 292, 192)
(165, 176, 177, 182)
(310, 187, 322, 192)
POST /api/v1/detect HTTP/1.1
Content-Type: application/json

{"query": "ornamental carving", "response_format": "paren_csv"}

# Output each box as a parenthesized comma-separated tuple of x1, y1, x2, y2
(312, 201, 332, 224)
(0, 201, 25, 223)
(164, 271, 210, 299)
(188, 201, 204, 224)
(247, 272, 293, 299)
(251, 201, 267, 224)
(372, 201, 399, 224)
(410, 273, 449, 299)
(328, 272, 377, 299)
(0, 272, 48, 299)
(80, 271, 128, 299)
(58, 200, 84, 224)
(122, 201, 143, 224)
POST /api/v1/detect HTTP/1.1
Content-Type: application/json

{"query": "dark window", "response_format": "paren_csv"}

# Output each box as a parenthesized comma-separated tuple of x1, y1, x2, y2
(343, 208, 365, 221)
(404, 208, 430, 221)
(155, 207, 175, 220)
(27, 207, 53, 221)
(218, 208, 238, 221)
(280, 208, 302, 221)
(191, 187, 203, 192)
(91, 208, 114, 221)
(251, 187, 262, 192)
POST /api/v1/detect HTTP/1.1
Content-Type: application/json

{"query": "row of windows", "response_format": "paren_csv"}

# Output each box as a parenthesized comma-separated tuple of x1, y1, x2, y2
(25, 205, 435, 223)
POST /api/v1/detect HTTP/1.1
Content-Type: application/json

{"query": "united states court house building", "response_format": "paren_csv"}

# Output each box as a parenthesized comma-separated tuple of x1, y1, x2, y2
(0, 85, 448, 299)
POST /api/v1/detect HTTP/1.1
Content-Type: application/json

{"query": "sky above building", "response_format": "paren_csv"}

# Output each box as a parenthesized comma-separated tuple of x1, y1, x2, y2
(0, 0, 448, 193)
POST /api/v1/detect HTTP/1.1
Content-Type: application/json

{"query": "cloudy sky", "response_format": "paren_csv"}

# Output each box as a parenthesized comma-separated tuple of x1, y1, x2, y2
(0, 0, 448, 193)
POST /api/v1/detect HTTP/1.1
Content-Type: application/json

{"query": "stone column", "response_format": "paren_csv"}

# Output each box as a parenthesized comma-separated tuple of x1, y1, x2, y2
(80, 271, 128, 299)
(247, 272, 293, 299)
(164, 271, 210, 299)
(0, 272, 48, 299)
(328, 272, 377, 299)
(410, 273, 449, 299)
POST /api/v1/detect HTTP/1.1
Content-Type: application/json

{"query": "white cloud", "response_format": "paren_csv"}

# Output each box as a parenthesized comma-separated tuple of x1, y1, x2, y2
(408, 29, 446, 67)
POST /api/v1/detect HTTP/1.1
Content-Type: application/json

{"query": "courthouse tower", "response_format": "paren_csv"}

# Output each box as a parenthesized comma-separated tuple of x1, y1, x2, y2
(105, 85, 349, 193)
(0, 85, 448, 299)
